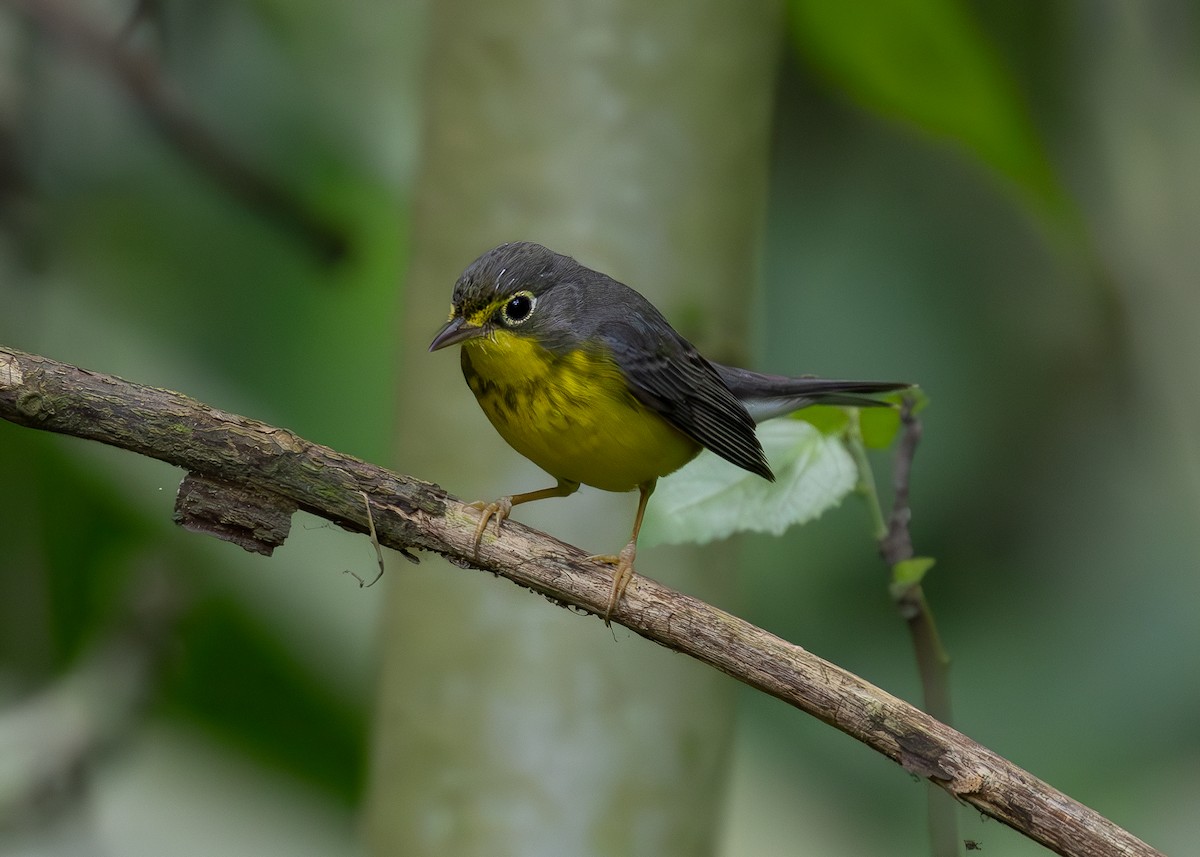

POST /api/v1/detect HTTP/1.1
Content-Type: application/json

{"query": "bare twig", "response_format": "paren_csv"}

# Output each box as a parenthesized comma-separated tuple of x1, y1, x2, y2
(880, 398, 920, 563)
(0, 346, 1164, 857)
(878, 399, 958, 857)
(2, 0, 348, 262)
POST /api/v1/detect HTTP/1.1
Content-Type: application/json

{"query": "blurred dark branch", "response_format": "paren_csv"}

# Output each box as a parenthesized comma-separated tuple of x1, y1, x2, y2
(2, 0, 348, 262)
(0, 572, 181, 828)
(0, 346, 1165, 857)
(117, 0, 163, 42)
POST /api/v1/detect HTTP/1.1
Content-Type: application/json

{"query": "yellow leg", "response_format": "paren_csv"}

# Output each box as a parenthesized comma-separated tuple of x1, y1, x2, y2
(469, 478, 579, 550)
(589, 479, 656, 626)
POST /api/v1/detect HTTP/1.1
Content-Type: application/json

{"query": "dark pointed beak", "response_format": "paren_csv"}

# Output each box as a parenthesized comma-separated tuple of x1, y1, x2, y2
(428, 316, 484, 352)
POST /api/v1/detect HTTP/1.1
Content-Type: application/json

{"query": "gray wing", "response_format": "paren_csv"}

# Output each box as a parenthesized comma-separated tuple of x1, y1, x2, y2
(597, 315, 773, 482)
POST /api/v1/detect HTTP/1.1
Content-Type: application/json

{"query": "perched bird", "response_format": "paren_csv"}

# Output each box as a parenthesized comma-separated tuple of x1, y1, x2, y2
(429, 242, 907, 622)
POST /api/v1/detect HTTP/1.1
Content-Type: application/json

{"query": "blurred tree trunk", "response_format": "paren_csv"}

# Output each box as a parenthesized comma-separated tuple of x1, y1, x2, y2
(366, 2, 783, 854)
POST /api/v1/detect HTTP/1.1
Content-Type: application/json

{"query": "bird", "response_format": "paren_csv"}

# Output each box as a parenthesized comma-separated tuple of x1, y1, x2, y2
(429, 242, 908, 623)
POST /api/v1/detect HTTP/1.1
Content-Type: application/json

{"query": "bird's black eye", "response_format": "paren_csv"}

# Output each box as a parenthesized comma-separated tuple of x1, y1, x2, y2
(501, 291, 536, 325)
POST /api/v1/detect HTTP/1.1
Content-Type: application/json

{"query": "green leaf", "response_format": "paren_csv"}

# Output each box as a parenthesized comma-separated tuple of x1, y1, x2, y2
(888, 556, 937, 600)
(788, 0, 1067, 216)
(859, 406, 901, 449)
(641, 419, 857, 547)
(859, 387, 930, 449)
(892, 556, 936, 586)
(793, 404, 851, 437)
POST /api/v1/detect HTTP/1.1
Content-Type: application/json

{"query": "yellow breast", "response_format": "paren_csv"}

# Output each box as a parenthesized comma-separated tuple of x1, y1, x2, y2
(460, 330, 699, 492)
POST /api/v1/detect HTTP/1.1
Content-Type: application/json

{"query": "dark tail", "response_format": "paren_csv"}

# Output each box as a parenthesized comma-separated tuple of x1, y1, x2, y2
(713, 363, 910, 424)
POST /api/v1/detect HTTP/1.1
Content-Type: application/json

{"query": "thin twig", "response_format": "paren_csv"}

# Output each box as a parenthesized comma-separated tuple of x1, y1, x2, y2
(879, 399, 958, 857)
(881, 400, 952, 714)
(880, 398, 920, 565)
(848, 429, 888, 540)
(850, 404, 958, 857)
(0, 346, 1165, 857)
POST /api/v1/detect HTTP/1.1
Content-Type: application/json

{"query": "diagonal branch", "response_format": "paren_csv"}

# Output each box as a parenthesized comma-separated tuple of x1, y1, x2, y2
(0, 346, 1163, 857)
(2, 0, 348, 262)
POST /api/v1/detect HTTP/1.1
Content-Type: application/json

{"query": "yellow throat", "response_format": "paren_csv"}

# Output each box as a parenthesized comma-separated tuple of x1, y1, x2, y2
(460, 329, 699, 493)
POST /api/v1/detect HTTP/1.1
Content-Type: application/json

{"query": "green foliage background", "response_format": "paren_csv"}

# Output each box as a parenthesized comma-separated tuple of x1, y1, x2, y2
(1, 1, 1196, 854)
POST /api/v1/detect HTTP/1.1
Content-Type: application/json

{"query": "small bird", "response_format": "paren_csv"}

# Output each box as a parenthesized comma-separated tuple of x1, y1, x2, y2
(430, 242, 907, 622)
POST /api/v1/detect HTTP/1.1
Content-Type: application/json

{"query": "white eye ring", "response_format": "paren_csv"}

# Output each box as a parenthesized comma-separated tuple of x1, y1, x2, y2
(501, 291, 537, 326)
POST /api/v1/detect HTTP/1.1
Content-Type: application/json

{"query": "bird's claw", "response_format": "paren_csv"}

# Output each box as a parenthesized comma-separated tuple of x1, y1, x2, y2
(587, 541, 638, 626)
(467, 497, 513, 551)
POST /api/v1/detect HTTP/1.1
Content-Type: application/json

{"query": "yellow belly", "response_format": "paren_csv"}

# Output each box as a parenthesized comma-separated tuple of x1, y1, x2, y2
(461, 331, 699, 492)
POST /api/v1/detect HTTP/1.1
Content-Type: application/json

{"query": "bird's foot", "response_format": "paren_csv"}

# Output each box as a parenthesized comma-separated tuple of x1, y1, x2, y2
(467, 497, 513, 552)
(587, 540, 638, 626)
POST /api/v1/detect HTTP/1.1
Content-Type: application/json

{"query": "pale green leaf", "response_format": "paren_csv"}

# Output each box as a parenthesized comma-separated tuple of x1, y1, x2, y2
(640, 419, 857, 547)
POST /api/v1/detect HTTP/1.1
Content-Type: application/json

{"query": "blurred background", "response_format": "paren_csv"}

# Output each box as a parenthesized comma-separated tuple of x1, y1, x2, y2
(0, 0, 1196, 855)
